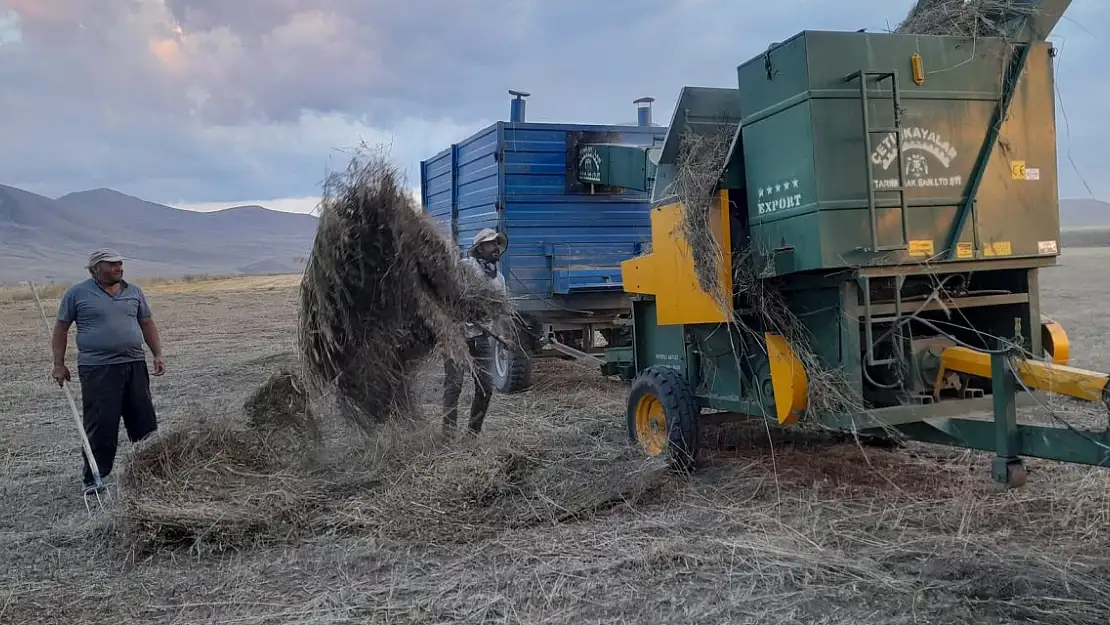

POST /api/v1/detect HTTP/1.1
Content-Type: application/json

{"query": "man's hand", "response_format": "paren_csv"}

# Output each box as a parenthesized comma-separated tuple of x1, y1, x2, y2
(52, 364, 71, 387)
(139, 317, 164, 376)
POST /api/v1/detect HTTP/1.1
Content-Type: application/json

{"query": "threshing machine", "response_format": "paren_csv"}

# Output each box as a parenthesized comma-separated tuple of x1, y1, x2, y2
(421, 94, 667, 394)
(610, 1, 1110, 486)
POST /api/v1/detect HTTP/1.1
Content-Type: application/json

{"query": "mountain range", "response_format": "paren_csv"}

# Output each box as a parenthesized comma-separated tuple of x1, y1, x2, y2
(0, 184, 1107, 284)
(0, 185, 319, 283)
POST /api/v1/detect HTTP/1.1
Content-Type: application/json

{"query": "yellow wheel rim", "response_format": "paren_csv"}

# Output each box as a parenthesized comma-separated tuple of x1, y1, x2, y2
(634, 394, 667, 456)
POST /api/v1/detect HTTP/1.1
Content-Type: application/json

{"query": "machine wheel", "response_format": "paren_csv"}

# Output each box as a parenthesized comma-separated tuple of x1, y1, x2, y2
(626, 366, 700, 472)
(490, 337, 533, 395)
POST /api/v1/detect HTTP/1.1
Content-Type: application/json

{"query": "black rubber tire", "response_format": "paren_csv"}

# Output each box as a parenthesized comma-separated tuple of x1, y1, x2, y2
(490, 337, 533, 395)
(626, 366, 701, 472)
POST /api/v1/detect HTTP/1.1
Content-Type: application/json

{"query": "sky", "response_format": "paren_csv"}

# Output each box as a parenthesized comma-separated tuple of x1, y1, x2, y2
(0, 0, 1105, 215)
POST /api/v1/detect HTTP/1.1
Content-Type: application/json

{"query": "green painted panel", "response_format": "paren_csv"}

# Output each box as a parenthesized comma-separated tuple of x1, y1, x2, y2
(686, 324, 746, 405)
(743, 100, 818, 257)
(735, 30, 1060, 275)
(631, 298, 686, 372)
(781, 286, 843, 366)
(577, 144, 656, 191)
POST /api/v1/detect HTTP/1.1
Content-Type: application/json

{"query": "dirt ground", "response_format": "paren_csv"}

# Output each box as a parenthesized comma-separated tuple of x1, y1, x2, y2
(2, 249, 1109, 625)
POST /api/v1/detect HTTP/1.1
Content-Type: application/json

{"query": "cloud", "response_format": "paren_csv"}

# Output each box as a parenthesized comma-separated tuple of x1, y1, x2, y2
(0, 0, 1106, 211)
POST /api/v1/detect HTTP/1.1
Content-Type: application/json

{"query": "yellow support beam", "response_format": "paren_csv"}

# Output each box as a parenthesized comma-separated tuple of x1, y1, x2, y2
(935, 345, 1109, 402)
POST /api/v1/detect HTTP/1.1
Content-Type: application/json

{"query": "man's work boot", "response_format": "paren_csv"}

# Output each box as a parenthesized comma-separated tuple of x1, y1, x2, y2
(467, 409, 487, 435)
(442, 407, 458, 435)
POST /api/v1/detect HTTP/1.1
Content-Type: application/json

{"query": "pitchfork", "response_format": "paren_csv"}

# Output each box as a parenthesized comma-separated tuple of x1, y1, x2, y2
(28, 281, 110, 516)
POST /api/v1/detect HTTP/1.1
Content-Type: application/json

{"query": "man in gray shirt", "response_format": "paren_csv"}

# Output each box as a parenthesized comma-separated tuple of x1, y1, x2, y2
(52, 249, 165, 491)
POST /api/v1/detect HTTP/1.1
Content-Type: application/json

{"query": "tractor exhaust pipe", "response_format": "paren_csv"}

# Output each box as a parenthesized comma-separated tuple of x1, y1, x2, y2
(509, 89, 530, 123)
(634, 97, 654, 127)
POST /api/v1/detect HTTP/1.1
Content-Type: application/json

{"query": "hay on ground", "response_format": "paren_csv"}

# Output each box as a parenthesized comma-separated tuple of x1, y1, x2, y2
(114, 423, 323, 553)
(243, 369, 320, 443)
(329, 425, 670, 542)
(296, 146, 513, 433)
(112, 400, 669, 554)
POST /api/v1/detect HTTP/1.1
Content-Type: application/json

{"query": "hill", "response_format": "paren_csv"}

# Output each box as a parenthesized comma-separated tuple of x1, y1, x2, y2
(1059, 199, 1110, 248)
(1060, 198, 1110, 228)
(0, 185, 319, 283)
(3, 186, 1107, 283)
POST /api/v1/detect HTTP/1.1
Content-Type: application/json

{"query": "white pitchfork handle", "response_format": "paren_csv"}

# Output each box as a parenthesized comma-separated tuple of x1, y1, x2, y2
(28, 281, 105, 489)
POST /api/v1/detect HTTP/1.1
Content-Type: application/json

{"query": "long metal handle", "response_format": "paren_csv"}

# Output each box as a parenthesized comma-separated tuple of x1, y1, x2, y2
(28, 281, 104, 485)
(852, 71, 881, 253)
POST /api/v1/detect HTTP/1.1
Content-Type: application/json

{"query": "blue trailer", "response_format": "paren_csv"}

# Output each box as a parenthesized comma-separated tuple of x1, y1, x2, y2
(420, 91, 667, 393)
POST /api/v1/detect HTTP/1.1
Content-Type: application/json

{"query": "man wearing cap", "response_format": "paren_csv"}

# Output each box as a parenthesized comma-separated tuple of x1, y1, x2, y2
(442, 228, 509, 437)
(51, 248, 165, 491)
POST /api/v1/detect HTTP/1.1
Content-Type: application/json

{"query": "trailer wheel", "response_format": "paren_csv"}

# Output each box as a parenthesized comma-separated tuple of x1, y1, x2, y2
(626, 366, 700, 472)
(490, 338, 533, 394)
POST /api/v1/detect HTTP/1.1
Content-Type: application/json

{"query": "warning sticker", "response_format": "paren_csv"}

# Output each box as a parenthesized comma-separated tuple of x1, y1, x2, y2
(956, 242, 974, 259)
(1010, 161, 1026, 180)
(908, 239, 935, 257)
(983, 241, 1013, 257)
(1038, 240, 1058, 254)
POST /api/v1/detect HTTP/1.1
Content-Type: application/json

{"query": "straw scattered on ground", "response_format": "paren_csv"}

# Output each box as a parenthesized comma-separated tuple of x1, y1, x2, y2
(113, 421, 319, 554)
(109, 371, 671, 556)
(102, 394, 1110, 622)
(243, 368, 321, 444)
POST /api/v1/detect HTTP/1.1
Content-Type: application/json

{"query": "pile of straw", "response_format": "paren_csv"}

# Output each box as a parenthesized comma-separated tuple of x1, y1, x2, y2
(243, 369, 320, 444)
(296, 148, 513, 432)
(895, 0, 1038, 38)
(336, 424, 669, 543)
(110, 398, 669, 554)
(113, 422, 325, 553)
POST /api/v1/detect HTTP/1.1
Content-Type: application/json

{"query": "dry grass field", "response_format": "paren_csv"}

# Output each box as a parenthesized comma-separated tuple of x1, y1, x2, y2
(2, 250, 1110, 624)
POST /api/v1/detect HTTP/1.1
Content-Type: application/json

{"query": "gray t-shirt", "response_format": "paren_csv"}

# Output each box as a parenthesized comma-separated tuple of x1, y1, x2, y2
(57, 278, 153, 367)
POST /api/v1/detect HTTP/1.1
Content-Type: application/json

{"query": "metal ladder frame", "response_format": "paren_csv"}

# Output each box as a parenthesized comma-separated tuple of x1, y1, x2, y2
(846, 69, 909, 253)
(859, 274, 906, 368)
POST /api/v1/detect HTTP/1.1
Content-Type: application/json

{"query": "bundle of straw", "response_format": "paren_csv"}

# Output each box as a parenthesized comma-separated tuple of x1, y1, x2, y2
(296, 148, 513, 432)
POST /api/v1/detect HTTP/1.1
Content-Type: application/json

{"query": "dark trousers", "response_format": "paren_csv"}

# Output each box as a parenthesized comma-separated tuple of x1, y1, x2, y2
(442, 337, 494, 434)
(77, 360, 158, 485)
